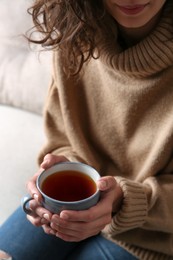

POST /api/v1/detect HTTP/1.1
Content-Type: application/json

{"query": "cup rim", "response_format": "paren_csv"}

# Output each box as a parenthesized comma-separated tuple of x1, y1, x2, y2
(37, 162, 100, 205)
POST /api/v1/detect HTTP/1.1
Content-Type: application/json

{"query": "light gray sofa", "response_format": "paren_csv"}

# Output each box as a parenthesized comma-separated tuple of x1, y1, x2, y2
(0, 0, 52, 225)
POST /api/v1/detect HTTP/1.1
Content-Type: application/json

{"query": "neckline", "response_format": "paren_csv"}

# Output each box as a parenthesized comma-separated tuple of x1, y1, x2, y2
(100, 3, 173, 78)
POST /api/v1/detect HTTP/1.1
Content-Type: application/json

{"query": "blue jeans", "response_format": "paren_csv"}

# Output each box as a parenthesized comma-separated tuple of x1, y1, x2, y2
(0, 207, 137, 260)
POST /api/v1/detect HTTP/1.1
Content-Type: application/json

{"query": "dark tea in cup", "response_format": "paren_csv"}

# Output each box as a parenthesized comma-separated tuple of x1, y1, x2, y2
(41, 170, 97, 202)
(22, 162, 100, 214)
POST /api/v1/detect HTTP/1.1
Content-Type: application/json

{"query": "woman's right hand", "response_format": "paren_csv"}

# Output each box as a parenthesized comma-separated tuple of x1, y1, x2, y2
(26, 154, 68, 230)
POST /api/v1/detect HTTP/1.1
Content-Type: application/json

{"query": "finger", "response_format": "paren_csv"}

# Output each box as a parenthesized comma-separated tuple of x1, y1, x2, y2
(51, 214, 107, 235)
(55, 230, 81, 242)
(35, 207, 52, 222)
(42, 224, 57, 236)
(28, 199, 52, 222)
(55, 223, 101, 242)
(98, 176, 123, 213)
(41, 154, 68, 169)
(27, 214, 42, 227)
(51, 212, 109, 242)
(59, 202, 110, 223)
(27, 209, 51, 228)
(97, 176, 117, 192)
(51, 220, 90, 242)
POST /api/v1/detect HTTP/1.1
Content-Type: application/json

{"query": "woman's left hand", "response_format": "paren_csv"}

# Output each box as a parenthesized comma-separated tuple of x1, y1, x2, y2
(42, 176, 123, 241)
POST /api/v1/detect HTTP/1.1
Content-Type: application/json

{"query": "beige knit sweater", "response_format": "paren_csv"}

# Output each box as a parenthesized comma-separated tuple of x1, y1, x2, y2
(39, 3, 173, 260)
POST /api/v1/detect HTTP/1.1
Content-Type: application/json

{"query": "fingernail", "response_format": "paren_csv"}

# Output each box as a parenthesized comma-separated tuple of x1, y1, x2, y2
(60, 212, 68, 220)
(33, 194, 39, 200)
(99, 180, 107, 189)
(43, 213, 50, 221)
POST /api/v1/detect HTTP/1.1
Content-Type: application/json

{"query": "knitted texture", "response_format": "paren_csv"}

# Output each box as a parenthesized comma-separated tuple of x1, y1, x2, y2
(39, 2, 173, 259)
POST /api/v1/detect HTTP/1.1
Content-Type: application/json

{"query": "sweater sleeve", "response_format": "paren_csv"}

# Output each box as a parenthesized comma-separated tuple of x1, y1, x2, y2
(104, 174, 173, 236)
(106, 177, 148, 234)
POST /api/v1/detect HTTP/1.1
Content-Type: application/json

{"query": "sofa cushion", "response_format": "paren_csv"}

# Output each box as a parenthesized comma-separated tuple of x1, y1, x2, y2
(0, 0, 51, 115)
(0, 105, 45, 225)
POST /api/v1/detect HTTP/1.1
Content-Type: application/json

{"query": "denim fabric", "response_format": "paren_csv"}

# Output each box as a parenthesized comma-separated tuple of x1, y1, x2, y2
(0, 207, 137, 260)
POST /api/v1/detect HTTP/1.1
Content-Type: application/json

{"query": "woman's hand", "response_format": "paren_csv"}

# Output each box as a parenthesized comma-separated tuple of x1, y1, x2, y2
(43, 176, 123, 241)
(26, 154, 68, 227)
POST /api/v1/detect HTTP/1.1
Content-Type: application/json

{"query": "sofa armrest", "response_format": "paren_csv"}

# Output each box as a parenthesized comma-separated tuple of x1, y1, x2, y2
(0, 105, 45, 225)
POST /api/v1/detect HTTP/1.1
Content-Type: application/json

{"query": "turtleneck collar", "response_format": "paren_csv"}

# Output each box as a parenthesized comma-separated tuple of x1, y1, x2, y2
(101, 1, 173, 78)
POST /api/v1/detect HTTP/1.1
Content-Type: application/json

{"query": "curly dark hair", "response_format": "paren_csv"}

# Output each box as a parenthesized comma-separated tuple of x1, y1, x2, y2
(27, 0, 116, 76)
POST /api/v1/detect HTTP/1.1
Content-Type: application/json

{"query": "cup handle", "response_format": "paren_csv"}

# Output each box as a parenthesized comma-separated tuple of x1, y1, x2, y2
(21, 195, 34, 215)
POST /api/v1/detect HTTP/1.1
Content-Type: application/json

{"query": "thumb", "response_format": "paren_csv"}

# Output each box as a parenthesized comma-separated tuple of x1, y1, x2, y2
(97, 176, 116, 191)
(41, 154, 68, 169)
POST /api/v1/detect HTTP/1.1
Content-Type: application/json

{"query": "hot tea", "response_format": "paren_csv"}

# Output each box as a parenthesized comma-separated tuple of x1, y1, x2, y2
(22, 162, 100, 214)
(41, 170, 97, 202)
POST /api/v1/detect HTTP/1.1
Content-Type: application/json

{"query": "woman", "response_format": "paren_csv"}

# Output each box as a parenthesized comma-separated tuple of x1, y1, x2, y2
(0, 0, 173, 259)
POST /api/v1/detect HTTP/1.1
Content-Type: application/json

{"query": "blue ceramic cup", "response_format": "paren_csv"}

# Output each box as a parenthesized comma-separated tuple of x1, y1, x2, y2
(22, 162, 100, 215)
